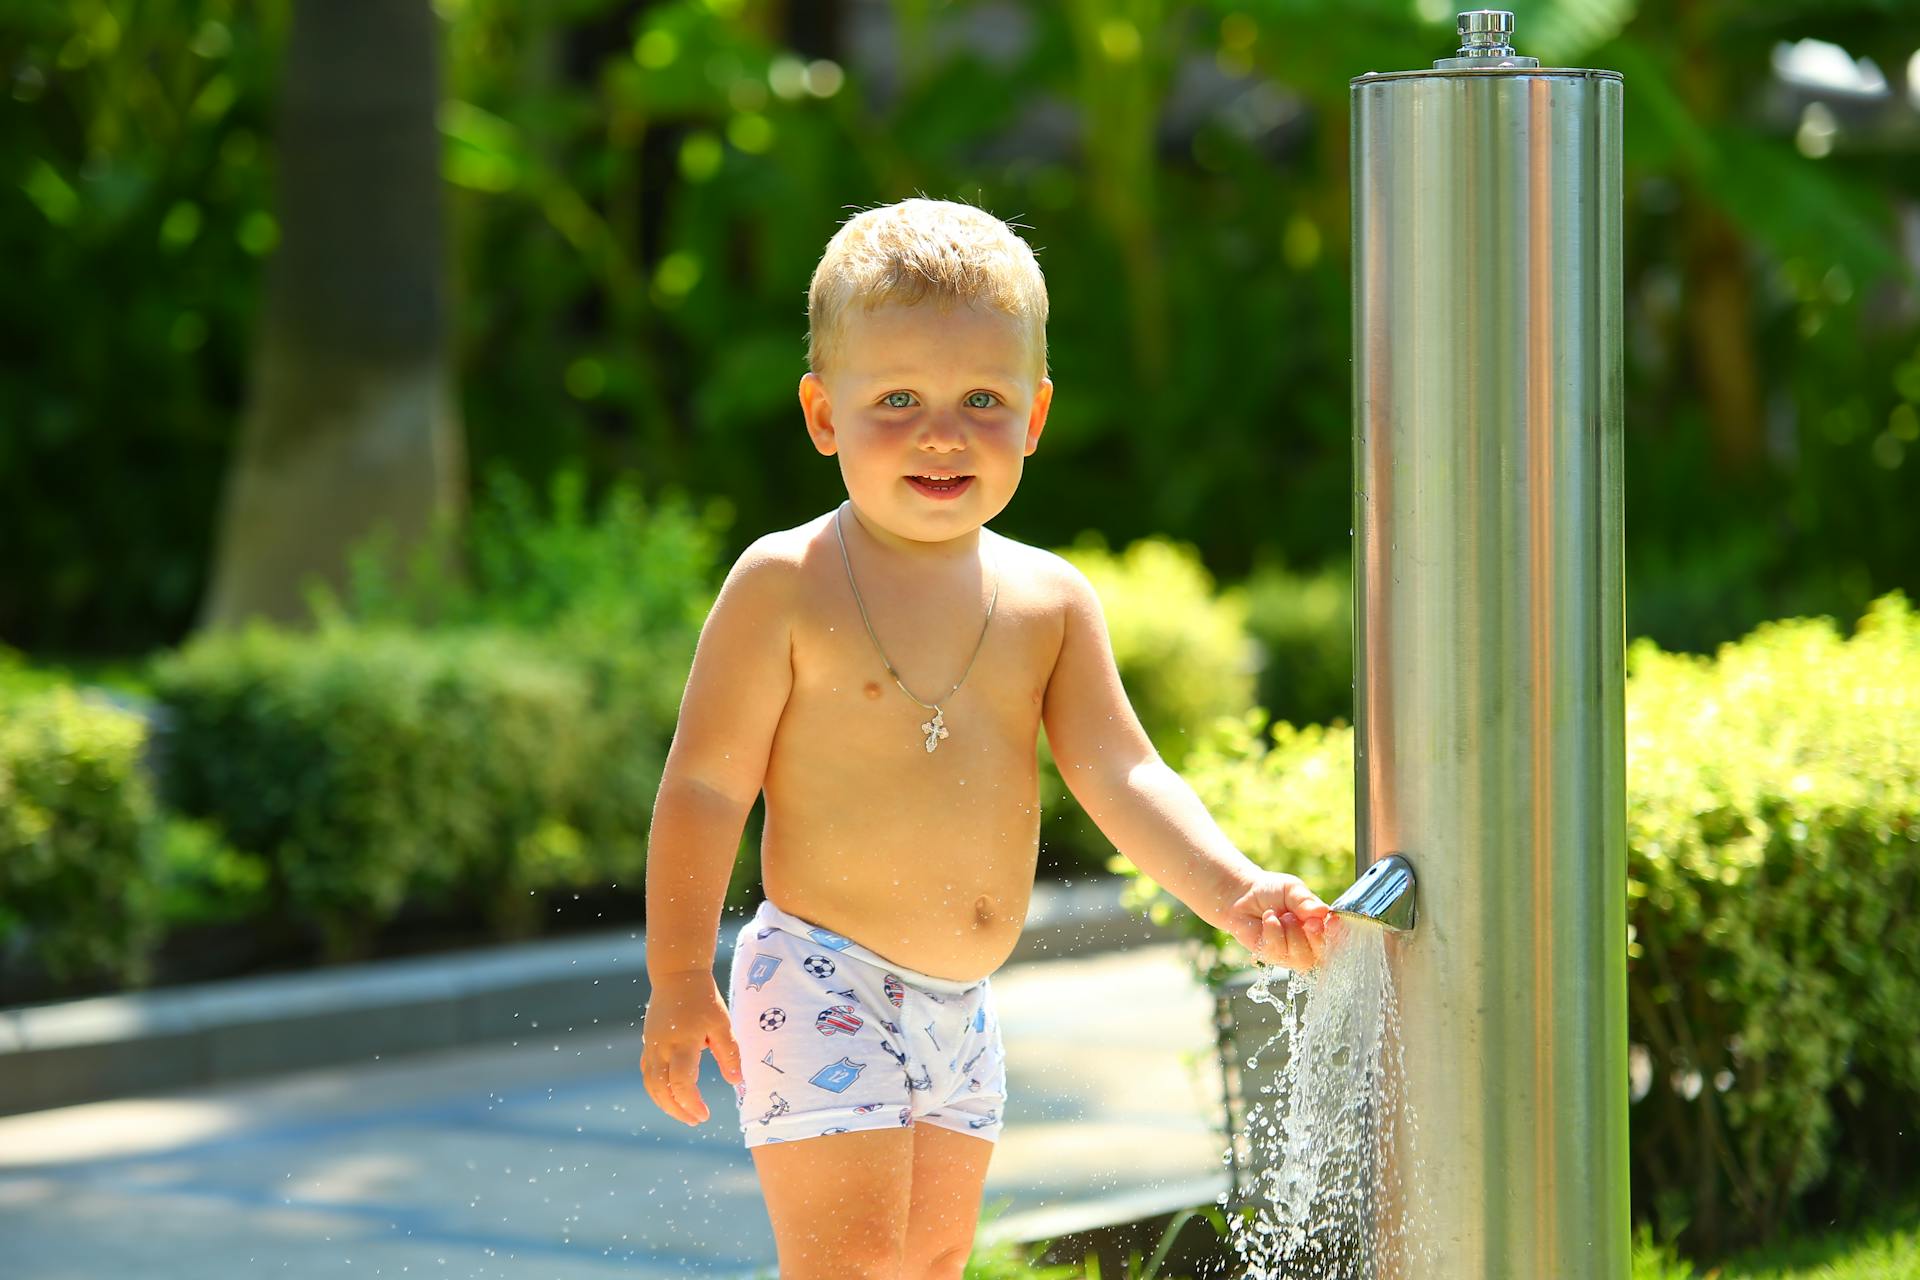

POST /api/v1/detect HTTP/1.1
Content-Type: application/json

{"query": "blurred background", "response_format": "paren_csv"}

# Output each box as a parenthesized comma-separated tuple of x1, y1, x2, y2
(3, 0, 1919, 1274)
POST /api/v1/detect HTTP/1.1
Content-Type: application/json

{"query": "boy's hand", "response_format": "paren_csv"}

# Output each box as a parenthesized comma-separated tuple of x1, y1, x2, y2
(1226, 872, 1341, 971)
(639, 971, 743, 1126)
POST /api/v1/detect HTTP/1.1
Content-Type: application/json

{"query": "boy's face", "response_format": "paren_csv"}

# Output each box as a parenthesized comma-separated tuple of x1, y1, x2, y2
(799, 298, 1052, 549)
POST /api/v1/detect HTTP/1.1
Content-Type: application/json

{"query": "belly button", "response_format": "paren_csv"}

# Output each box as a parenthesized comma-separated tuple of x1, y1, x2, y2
(974, 895, 994, 923)
(864, 682, 882, 699)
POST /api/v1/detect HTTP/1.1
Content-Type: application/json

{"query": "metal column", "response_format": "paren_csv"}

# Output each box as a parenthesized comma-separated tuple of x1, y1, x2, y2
(1350, 11, 1628, 1278)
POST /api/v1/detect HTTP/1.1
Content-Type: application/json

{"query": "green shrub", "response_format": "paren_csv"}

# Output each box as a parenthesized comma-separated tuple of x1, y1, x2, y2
(1114, 591, 1920, 1252)
(150, 814, 271, 928)
(1622, 592, 1920, 1250)
(0, 684, 163, 988)
(1241, 556, 1352, 729)
(150, 622, 596, 958)
(318, 464, 728, 888)
(330, 464, 722, 654)
(1038, 534, 1259, 875)
(1114, 705, 1354, 984)
(1055, 534, 1258, 762)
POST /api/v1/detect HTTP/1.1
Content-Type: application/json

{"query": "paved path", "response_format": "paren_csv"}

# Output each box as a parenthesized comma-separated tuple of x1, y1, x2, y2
(0, 943, 1231, 1279)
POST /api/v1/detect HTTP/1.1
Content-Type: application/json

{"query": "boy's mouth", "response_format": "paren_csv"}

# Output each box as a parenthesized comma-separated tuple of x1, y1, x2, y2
(905, 474, 974, 500)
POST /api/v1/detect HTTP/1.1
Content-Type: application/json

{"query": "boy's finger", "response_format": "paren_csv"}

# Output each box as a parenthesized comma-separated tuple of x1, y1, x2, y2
(1303, 913, 1327, 966)
(1282, 916, 1311, 970)
(641, 1055, 689, 1125)
(711, 1030, 744, 1086)
(668, 1051, 708, 1124)
(1293, 886, 1331, 920)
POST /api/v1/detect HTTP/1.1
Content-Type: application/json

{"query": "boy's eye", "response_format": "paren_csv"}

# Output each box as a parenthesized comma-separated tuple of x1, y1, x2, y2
(881, 391, 916, 409)
(965, 391, 999, 409)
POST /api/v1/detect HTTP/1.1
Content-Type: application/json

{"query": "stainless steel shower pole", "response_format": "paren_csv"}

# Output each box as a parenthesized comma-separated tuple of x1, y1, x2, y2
(1350, 11, 1628, 1278)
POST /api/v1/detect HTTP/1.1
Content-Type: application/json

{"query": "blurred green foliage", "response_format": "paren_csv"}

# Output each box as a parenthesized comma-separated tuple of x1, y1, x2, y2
(3, 0, 287, 648)
(0, 471, 744, 990)
(5, 1, 1916, 662)
(1057, 533, 1258, 767)
(142, 467, 740, 960)
(0, 683, 161, 987)
(151, 622, 601, 957)
(1117, 705, 1354, 947)
(1038, 533, 1261, 874)
(1243, 556, 1352, 727)
(1119, 590, 1920, 1255)
(331, 464, 725, 643)
(1621, 592, 1920, 1253)
(321, 464, 734, 888)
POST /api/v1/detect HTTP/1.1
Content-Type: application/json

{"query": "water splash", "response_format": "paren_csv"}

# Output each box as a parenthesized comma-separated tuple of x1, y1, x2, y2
(1219, 924, 1436, 1279)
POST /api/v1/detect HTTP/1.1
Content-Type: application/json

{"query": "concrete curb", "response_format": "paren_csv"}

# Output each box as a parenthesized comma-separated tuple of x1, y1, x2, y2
(0, 878, 1180, 1117)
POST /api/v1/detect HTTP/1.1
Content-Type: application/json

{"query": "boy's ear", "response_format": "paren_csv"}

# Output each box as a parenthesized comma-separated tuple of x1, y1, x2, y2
(799, 372, 837, 456)
(1023, 377, 1054, 457)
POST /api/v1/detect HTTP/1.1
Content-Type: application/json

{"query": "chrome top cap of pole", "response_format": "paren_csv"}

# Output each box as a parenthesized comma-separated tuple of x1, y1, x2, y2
(1458, 9, 1514, 55)
(1328, 853, 1417, 933)
(1432, 9, 1539, 70)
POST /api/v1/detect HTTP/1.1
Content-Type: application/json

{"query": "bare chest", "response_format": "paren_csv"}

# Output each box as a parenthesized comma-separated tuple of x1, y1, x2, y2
(773, 548, 1060, 780)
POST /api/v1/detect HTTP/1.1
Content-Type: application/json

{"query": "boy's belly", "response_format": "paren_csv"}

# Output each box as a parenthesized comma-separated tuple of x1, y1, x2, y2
(757, 733, 1044, 984)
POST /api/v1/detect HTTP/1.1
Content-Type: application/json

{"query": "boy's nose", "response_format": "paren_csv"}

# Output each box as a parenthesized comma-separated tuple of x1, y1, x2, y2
(916, 416, 968, 448)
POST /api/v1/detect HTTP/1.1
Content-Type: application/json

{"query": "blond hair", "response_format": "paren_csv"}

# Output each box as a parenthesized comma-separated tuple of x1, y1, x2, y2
(806, 198, 1049, 380)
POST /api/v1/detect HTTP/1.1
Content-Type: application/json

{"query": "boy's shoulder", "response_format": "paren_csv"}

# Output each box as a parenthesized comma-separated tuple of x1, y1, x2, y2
(998, 537, 1089, 603)
(742, 512, 1084, 600)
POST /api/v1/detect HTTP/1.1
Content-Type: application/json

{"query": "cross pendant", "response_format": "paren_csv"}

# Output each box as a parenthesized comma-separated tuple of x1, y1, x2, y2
(920, 708, 950, 753)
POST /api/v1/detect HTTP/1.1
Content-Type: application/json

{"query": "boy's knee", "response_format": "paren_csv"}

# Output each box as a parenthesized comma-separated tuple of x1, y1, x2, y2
(917, 1241, 970, 1279)
(778, 1240, 904, 1280)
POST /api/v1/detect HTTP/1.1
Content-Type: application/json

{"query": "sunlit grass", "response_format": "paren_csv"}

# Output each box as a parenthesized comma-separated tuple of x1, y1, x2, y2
(961, 1197, 1920, 1280)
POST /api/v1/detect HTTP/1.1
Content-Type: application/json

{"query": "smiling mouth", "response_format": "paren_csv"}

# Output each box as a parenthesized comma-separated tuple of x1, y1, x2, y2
(906, 474, 974, 496)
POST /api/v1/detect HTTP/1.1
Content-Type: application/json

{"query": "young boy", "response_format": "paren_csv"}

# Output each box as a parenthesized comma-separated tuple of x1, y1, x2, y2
(640, 197, 1338, 1280)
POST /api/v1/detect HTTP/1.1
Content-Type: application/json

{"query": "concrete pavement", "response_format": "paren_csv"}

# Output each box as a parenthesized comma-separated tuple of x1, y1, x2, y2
(0, 940, 1234, 1279)
(0, 881, 1177, 1117)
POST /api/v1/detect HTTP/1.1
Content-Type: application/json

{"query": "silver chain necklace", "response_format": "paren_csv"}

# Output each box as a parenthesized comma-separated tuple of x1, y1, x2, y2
(834, 501, 998, 753)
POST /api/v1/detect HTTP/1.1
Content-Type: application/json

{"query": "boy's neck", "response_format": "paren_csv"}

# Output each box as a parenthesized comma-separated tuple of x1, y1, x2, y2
(839, 499, 983, 564)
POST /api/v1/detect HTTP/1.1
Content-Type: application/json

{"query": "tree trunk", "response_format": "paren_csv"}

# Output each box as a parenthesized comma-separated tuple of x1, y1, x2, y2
(1673, 0, 1764, 478)
(1681, 196, 1765, 475)
(199, 0, 464, 632)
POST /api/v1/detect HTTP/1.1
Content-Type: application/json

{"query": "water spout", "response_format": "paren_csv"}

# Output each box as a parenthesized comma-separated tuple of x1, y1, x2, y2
(1328, 853, 1416, 933)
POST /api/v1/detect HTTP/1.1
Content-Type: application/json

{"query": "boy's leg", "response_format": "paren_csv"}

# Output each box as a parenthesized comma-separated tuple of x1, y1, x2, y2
(901, 1124, 995, 1280)
(751, 1127, 915, 1280)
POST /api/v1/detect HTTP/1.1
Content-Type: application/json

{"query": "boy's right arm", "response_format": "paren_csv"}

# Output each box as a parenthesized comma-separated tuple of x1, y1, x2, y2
(639, 534, 796, 1126)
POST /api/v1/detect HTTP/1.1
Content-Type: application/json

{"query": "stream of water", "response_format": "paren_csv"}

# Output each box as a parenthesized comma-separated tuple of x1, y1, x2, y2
(1218, 924, 1436, 1279)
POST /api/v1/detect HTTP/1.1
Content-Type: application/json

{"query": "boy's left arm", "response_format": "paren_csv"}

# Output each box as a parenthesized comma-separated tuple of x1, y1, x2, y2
(1041, 558, 1336, 970)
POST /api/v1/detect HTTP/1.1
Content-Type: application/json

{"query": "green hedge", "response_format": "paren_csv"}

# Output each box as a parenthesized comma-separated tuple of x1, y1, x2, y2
(1, 473, 737, 992)
(1115, 591, 1920, 1254)
(150, 622, 598, 959)
(1621, 593, 1920, 1250)
(0, 684, 163, 988)
(324, 466, 725, 892)
(1242, 556, 1352, 730)
(1036, 534, 1259, 874)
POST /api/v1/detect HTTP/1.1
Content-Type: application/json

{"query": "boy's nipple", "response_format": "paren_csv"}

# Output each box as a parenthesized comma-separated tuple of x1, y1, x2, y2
(864, 682, 882, 699)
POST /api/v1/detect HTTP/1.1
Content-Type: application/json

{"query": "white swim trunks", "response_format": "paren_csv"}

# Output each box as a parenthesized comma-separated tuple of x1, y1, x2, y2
(725, 897, 1007, 1149)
